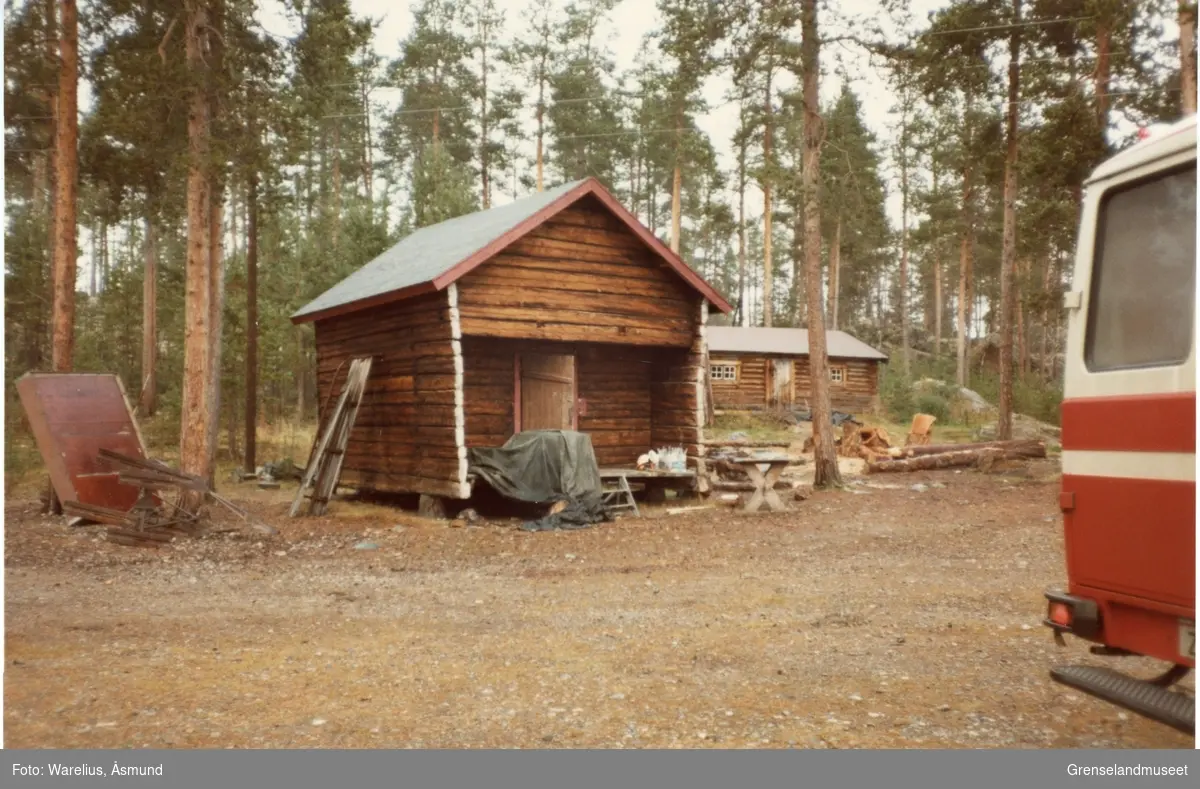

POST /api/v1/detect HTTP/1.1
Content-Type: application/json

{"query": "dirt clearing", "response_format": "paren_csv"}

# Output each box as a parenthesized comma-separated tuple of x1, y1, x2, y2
(4, 461, 1193, 749)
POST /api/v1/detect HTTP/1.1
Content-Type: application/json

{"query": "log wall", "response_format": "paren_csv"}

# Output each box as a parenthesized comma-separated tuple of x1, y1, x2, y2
(456, 196, 697, 348)
(710, 353, 881, 414)
(313, 290, 466, 498)
(651, 299, 706, 461)
(461, 336, 661, 467)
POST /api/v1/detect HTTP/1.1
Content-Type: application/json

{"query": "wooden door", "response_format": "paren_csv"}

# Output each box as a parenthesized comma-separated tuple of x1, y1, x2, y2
(768, 358, 794, 408)
(518, 353, 576, 431)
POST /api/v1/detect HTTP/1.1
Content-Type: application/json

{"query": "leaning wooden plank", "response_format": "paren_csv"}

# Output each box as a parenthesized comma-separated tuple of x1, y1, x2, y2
(107, 527, 174, 543)
(106, 532, 164, 548)
(61, 501, 136, 527)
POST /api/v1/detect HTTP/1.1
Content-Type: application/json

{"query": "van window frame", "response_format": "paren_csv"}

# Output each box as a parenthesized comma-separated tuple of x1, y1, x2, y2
(1083, 160, 1196, 373)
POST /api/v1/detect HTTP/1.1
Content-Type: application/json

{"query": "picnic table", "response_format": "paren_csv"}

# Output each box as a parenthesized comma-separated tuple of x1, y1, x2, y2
(727, 455, 791, 513)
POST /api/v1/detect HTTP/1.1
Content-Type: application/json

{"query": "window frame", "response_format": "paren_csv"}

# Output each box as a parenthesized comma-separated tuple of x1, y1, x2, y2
(829, 365, 847, 385)
(710, 361, 740, 382)
(1083, 161, 1196, 373)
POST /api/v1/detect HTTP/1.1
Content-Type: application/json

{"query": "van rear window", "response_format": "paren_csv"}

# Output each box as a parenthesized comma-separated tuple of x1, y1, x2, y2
(1085, 162, 1196, 371)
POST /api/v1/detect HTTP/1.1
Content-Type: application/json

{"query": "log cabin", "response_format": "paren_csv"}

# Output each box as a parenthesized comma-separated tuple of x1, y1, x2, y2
(291, 177, 733, 505)
(706, 327, 888, 414)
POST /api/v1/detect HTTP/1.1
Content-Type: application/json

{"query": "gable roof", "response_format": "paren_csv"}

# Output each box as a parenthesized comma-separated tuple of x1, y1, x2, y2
(291, 177, 733, 324)
(706, 326, 889, 361)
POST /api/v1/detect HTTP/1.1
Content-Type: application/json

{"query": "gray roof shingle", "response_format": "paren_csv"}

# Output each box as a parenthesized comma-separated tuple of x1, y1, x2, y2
(292, 179, 587, 322)
(706, 326, 888, 361)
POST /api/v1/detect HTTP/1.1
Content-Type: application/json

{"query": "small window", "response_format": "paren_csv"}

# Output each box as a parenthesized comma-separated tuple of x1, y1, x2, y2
(711, 362, 738, 382)
(830, 366, 846, 384)
(1085, 163, 1196, 371)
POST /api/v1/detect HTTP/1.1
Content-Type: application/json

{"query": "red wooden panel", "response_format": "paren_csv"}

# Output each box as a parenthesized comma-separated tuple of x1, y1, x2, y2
(73, 474, 142, 511)
(15, 373, 149, 510)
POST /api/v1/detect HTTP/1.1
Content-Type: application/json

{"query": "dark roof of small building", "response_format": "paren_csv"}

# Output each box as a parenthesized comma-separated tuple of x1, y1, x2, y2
(292, 177, 733, 323)
(706, 326, 889, 361)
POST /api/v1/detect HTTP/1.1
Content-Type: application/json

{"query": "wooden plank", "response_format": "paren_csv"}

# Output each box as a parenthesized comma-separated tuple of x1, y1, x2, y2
(459, 316, 691, 348)
(461, 266, 688, 301)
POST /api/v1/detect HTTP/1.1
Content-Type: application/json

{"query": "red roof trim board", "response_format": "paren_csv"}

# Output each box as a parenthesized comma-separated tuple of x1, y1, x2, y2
(294, 177, 732, 324)
(287, 282, 438, 326)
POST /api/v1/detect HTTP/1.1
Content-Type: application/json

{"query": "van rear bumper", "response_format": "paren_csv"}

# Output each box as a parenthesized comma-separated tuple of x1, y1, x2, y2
(1044, 586, 1195, 667)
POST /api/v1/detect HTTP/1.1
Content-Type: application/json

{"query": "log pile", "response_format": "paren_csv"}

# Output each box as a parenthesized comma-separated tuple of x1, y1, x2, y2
(866, 439, 1046, 473)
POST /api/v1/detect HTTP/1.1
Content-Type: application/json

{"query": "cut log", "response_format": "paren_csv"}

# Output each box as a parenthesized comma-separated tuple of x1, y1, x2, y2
(882, 439, 1046, 460)
(866, 446, 1038, 473)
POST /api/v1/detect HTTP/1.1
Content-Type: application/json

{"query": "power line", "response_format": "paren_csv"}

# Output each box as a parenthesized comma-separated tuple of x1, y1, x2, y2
(923, 15, 1094, 37)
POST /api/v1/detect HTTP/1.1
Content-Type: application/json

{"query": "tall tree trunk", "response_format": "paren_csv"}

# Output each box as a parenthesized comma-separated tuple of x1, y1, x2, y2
(932, 155, 942, 356)
(670, 162, 682, 253)
(207, 196, 225, 475)
(1094, 23, 1111, 136)
(737, 135, 748, 327)
(1182, 2, 1197, 115)
(89, 217, 98, 296)
(331, 122, 342, 246)
(956, 93, 975, 388)
(245, 173, 259, 474)
(180, 0, 214, 496)
(762, 65, 774, 328)
(141, 215, 157, 416)
(43, 0, 57, 378)
(361, 58, 374, 209)
(800, 0, 840, 488)
(1041, 251, 1054, 380)
(827, 219, 841, 330)
(1017, 258, 1028, 379)
(32, 152, 47, 217)
(536, 77, 545, 191)
(51, 0, 78, 373)
(997, 0, 1021, 442)
(480, 32, 491, 209)
(790, 163, 804, 327)
(899, 111, 911, 379)
(204, 0, 226, 485)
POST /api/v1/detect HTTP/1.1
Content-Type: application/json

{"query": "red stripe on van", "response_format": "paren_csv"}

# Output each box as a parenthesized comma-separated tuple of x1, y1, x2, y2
(1061, 393, 1195, 453)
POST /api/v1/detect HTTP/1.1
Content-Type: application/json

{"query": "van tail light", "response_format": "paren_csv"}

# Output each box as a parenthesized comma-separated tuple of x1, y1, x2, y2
(1044, 589, 1101, 639)
(1049, 602, 1072, 627)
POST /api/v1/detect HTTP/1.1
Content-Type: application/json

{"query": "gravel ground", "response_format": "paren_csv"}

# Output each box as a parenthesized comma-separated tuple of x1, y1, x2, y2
(4, 460, 1194, 749)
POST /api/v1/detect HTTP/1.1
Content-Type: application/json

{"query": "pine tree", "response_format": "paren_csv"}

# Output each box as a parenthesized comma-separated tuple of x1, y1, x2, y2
(657, 0, 720, 253)
(799, 0, 841, 488)
(997, 0, 1024, 441)
(512, 0, 559, 191)
(729, 0, 800, 327)
(549, 0, 625, 188)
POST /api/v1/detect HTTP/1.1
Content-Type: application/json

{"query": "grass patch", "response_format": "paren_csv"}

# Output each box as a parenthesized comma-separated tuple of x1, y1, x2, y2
(709, 411, 796, 443)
